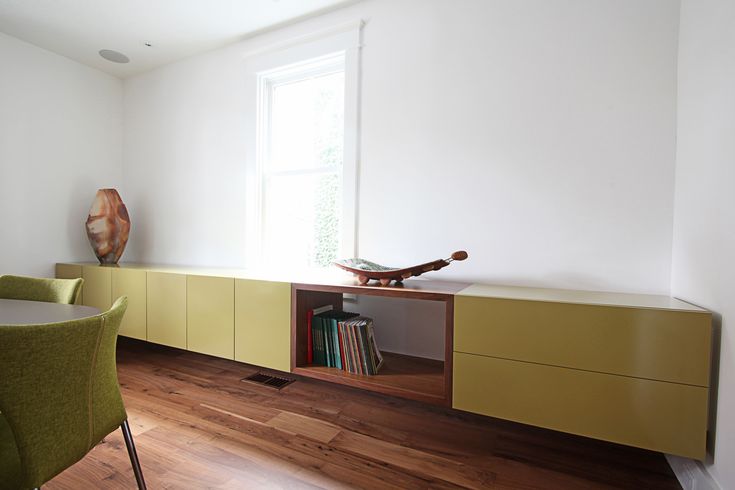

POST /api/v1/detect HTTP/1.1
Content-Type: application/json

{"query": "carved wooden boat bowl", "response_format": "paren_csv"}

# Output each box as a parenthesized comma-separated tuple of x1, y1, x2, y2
(334, 251, 468, 286)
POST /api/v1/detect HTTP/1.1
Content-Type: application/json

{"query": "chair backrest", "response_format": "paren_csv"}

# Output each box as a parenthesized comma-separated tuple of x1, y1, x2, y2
(0, 297, 128, 489)
(0, 275, 84, 304)
(92, 297, 129, 444)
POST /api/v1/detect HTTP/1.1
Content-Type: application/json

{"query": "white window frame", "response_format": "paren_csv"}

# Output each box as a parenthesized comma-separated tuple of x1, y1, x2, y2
(243, 22, 362, 269)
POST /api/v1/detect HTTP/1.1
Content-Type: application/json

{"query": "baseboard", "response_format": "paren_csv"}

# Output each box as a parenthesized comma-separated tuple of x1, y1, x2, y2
(666, 455, 721, 490)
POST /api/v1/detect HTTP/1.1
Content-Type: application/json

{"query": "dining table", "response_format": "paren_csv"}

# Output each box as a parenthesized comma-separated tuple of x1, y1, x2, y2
(0, 298, 100, 325)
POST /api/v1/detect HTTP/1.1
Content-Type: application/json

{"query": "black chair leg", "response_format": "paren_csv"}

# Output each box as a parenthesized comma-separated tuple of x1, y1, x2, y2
(121, 420, 147, 490)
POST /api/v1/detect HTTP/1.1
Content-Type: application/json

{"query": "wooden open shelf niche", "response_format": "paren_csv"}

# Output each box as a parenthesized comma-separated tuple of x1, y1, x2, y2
(291, 280, 468, 406)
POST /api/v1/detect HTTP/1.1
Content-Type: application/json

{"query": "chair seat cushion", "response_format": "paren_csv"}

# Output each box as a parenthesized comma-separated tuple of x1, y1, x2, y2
(0, 412, 22, 490)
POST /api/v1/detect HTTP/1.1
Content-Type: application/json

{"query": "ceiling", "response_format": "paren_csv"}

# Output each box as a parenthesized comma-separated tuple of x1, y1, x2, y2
(0, 0, 356, 78)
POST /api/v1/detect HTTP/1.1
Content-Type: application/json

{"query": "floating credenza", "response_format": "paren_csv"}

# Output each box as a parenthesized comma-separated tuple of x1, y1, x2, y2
(57, 263, 711, 459)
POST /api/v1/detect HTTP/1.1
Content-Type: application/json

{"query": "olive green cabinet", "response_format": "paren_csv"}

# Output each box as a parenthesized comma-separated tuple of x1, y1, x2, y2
(234, 279, 290, 372)
(453, 284, 712, 460)
(81, 265, 112, 311)
(453, 352, 708, 459)
(57, 263, 290, 367)
(187, 275, 234, 359)
(454, 295, 711, 386)
(112, 268, 147, 340)
(147, 272, 187, 349)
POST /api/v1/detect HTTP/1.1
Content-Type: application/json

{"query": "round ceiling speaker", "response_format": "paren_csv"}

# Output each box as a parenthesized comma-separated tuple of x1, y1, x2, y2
(99, 49, 130, 63)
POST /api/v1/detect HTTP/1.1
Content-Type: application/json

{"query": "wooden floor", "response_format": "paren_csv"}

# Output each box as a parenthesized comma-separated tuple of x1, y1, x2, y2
(46, 339, 681, 489)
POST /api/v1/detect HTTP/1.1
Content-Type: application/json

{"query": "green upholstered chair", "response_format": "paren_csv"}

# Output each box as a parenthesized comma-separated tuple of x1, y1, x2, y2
(0, 297, 146, 490)
(0, 275, 83, 305)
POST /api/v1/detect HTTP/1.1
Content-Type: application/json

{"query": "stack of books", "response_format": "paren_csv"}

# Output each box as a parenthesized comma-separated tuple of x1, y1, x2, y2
(308, 307, 385, 375)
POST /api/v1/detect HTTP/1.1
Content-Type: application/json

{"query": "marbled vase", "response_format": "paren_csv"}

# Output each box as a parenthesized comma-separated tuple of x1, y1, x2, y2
(85, 188, 131, 264)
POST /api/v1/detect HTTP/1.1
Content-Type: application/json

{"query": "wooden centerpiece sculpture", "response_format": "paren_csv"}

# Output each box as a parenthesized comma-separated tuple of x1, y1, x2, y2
(85, 188, 130, 265)
(334, 251, 468, 286)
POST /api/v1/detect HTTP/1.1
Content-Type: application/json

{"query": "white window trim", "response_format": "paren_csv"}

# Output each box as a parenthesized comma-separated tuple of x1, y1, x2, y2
(245, 22, 363, 269)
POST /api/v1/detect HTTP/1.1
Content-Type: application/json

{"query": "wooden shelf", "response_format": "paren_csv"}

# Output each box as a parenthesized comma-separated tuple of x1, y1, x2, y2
(293, 352, 445, 405)
(292, 278, 469, 301)
(291, 282, 455, 406)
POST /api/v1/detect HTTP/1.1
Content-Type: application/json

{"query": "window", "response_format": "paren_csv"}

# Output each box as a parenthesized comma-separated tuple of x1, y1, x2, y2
(257, 54, 347, 268)
(245, 23, 361, 271)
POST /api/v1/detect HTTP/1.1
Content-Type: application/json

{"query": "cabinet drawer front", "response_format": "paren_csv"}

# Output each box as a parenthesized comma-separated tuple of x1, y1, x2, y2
(235, 279, 290, 372)
(187, 275, 235, 360)
(455, 296, 711, 386)
(453, 352, 708, 460)
(81, 265, 112, 311)
(112, 268, 147, 340)
(147, 272, 187, 349)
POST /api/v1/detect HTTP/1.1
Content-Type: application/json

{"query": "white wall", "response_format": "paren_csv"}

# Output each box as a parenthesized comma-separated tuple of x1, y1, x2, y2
(672, 1, 735, 488)
(354, 295, 445, 359)
(0, 32, 123, 277)
(123, 0, 680, 295)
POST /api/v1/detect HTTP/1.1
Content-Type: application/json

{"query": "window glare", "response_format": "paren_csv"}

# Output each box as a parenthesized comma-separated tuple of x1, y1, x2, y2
(269, 71, 345, 172)
(260, 61, 345, 269)
(262, 172, 341, 268)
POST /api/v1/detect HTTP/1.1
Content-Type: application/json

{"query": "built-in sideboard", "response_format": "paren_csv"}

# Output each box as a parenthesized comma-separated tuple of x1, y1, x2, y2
(56, 262, 712, 460)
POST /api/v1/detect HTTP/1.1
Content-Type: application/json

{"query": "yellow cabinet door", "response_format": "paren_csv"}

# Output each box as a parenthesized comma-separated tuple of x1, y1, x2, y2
(453, 352, 709, 460)
(187, 275, 234, 359)
(235, 279, 291, 372)
(112, 268, 147, 340)
(454, 295, 712, 386)
(81, 265, 112, 311)
(55, 263, 83, 304)
(147, 272, 187, 349)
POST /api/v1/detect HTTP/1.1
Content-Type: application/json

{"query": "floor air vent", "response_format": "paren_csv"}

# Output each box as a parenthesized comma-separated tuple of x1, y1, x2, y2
(241, 372, 295, 390)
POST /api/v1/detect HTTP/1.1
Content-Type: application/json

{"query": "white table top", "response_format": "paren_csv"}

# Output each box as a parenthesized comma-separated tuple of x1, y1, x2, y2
(0, 298, 100, 325)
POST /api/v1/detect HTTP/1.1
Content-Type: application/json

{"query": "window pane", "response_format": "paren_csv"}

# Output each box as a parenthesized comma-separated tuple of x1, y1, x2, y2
(262, 172, 341, 268)
(269, 71, 344, 172)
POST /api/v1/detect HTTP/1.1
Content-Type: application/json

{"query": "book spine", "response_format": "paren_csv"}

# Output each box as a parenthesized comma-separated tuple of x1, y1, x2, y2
(357, 321, 370, 375)
(313, 304, 334, 315)
(349, 321, 361, 375)
(315, 317, 324, 366)
(312, 317, 319, 365)
(324, 316, 332, 367)
(366, 327, 376, 374)
(320, 318, 328, 367)
(337, 321, 347, 372)
(344, 320, 353, 374)
(332, 318, 342, 370)
(307, 309, 314, 364)
(368, 323, 384, 372)
(365, 322, 376, 375)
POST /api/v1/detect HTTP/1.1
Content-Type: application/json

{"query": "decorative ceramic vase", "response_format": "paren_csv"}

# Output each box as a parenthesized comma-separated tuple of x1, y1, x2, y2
(85, 188, 131, 265)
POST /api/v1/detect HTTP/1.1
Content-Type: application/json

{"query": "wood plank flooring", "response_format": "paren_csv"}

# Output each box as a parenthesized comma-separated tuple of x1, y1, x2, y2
(46, 339, 681, 489)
